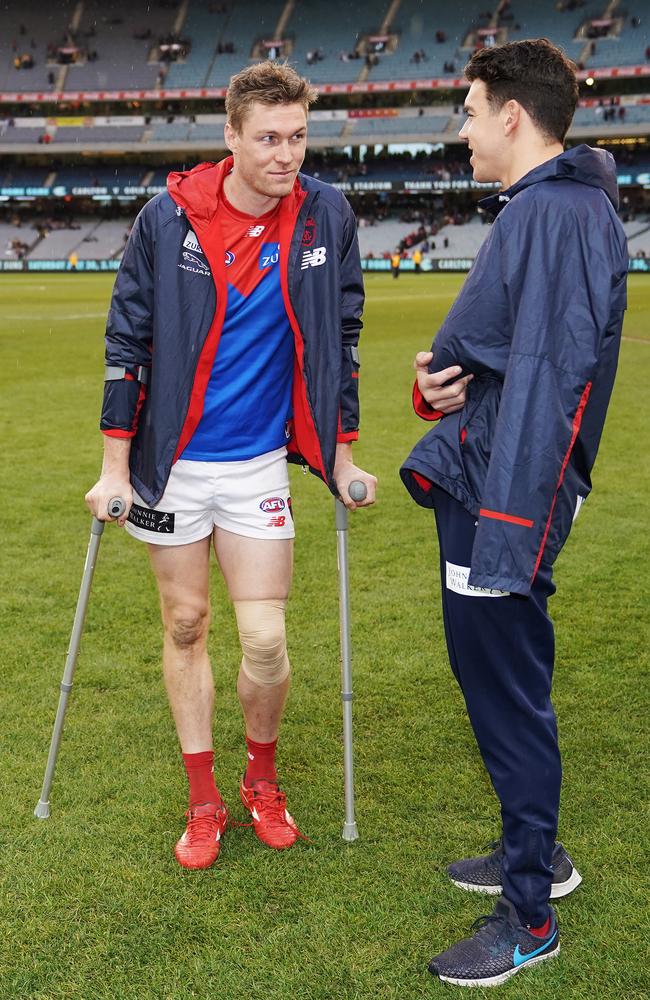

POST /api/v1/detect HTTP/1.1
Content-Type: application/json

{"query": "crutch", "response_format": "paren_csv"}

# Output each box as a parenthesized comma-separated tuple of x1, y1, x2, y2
(335, 480, 367, 842)
(34, 497, 126, 819)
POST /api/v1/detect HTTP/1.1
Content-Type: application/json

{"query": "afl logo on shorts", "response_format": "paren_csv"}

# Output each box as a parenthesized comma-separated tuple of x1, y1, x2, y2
(225, 250, 235, 266)
(260, 496, 286, 513)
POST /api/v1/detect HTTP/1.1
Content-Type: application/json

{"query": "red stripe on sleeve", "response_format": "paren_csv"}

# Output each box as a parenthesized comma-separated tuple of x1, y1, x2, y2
(531, 381, 592, 581)
(102, 428, 135, 439)
(479, 508, 534, 528)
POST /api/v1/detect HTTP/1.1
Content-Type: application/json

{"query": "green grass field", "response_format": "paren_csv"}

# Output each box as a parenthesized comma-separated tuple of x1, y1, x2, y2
(0, 273, 648, 999)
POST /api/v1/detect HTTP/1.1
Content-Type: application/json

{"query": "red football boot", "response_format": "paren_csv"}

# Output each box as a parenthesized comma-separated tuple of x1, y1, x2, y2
(239, 778, 306, 850)
(174, 801, 228, 870)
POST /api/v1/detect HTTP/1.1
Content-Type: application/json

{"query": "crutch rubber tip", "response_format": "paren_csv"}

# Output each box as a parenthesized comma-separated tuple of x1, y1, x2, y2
(348, 481, 367, 502)
(34, 800, 51, 819)
(342, 822, 359, 842)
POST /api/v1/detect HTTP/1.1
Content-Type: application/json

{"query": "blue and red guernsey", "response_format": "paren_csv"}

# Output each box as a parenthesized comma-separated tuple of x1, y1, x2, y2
(181, 195, 293, 461)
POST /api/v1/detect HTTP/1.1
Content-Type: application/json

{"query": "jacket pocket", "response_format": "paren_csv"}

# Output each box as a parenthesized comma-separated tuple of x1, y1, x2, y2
(458, 377, 502, 496)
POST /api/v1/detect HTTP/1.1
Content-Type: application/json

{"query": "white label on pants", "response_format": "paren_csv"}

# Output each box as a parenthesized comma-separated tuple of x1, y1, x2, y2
(445, 561, 510, 598)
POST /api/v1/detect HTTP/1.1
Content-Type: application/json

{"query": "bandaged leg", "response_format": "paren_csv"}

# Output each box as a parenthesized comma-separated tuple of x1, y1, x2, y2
(234, 599, 291, 688)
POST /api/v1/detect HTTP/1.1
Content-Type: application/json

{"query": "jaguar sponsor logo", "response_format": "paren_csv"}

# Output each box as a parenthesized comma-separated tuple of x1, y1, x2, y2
(183, 251, 206, 268)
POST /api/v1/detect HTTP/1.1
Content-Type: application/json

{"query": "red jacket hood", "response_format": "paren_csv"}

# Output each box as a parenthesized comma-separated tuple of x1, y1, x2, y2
(166, 157, 306, 226)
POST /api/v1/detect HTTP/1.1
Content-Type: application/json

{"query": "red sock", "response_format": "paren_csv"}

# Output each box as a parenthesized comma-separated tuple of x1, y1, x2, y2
(529, 916, 552, 938)
(244, 736, 278, 784)
(182, 750, 220, 807)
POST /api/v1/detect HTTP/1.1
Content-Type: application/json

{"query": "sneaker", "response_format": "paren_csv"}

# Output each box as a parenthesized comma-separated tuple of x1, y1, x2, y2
(447, 839, 582, 899)
(428, 897, 560, 987)
(174, 801, 228, 870)
(239, 778, 305, 850)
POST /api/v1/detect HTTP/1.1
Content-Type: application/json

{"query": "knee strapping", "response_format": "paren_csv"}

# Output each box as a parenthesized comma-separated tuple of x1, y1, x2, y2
(234, 599, 290, 687)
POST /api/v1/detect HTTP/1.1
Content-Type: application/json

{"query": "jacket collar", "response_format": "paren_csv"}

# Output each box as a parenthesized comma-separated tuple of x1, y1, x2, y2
(479, 144, 620, 218)
(167, 156, 307, 226)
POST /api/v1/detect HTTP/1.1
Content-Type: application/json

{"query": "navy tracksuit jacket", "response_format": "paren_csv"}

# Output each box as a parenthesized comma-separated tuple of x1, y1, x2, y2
(100, 157, 364, 507)
(401, 146, 627, 922)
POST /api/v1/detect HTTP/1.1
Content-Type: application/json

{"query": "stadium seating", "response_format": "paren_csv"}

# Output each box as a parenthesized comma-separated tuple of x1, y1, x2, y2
(503, 0, 603, 65)
(584, 15, 649, 69)
(283, 0, 379, 85)
(346, 114, 452, 139)
(365, 1, 472, 82)
(0, 0, 76, 93)
(28, 220, 99, 259)
(78, 219, 130, 258)
(0, 128, 46, 145)
(51, 126, 145, 144)
(64, 0, 175, 91)
(204, 0, 287, 88)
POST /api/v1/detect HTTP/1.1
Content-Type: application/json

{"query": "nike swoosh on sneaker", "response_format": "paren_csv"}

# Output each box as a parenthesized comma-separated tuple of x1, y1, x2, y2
(513, 930, 558, 968)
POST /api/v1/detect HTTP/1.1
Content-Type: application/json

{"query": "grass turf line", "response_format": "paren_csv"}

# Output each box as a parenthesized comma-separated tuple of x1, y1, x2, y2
(0, 274, 648, 999)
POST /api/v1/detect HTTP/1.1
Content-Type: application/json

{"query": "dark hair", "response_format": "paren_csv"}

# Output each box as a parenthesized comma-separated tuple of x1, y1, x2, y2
(464, 38, 578, 143)
(226, 61, 318, 132)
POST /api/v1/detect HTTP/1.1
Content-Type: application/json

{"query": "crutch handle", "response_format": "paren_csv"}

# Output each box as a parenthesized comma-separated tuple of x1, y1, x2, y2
(348, 481, 367, 502)
(107, 496, 126, 518)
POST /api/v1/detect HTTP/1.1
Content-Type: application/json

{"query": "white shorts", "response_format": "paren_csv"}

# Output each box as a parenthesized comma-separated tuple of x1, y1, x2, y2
(125, 447, 295, 546)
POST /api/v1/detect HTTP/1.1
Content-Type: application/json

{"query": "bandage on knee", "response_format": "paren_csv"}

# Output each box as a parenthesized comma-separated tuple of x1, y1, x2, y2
(233, 599, 290, 687)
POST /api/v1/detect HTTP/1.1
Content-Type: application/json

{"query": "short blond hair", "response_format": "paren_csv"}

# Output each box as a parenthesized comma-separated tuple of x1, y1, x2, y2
(226, 61, 318, 133)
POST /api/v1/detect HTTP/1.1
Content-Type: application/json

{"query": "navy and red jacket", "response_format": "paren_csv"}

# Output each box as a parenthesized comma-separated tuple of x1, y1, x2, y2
(401, 145, 628, 596)
(100, 157, 364, 506)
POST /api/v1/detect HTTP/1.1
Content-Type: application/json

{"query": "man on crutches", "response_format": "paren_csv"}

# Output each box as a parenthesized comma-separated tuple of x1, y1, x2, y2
(84, 61, 376, 870)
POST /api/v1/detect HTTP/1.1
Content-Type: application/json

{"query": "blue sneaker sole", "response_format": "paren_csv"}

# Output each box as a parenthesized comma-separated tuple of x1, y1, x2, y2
(436, 942, 560, 987)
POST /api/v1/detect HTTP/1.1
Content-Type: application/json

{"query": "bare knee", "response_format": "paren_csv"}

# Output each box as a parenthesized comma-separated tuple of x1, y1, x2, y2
(165, 606, 210, 651)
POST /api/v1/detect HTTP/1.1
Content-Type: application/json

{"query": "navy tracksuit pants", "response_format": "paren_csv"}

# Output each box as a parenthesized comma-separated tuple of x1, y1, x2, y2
(432, 487, 561, 926)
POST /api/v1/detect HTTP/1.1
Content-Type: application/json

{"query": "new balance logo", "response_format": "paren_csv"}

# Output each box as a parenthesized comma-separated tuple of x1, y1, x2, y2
(267, 516, 287, 527)
(247, 225, 266, 237)
(301, 246, 327, 269)
(183, 230, 202, 252)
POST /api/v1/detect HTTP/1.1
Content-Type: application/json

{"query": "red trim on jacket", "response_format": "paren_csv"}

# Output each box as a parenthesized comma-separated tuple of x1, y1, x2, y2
(278, 189, 327, 481)
(167, 159, 328, 480)
(412, 471, 433, 492)
(532, 381, 592, 581)
(479, 508, 534, 528)
(337, 431, 359, 443)
(102, 428, 136, 439)
(412, 381, 444, 421)
(167, 161, 240, 463)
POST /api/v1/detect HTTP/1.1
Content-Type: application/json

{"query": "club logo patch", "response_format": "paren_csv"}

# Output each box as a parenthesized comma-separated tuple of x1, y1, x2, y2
(302, 217, 316, 247)
(259, 242, 279, 270)
(225, 250, 235, 266)
(260, 496, 286, 513)
(128, 504, 175, 533)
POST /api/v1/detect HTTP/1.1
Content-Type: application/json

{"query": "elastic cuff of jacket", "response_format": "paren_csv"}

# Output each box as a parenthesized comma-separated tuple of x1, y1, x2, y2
(101, 428, 136, 439)
(412, 381, 444, 421)
(337, 431, 359, 443)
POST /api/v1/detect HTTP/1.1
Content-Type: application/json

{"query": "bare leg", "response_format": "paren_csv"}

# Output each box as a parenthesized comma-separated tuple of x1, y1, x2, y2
(214, 528, 293, 742)
(148, 536, 214, 753)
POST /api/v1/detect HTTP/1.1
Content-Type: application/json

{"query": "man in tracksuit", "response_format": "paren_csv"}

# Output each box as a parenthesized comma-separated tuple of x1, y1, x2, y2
(401, 40, 627, 986)
(86, 61, 376, 870)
